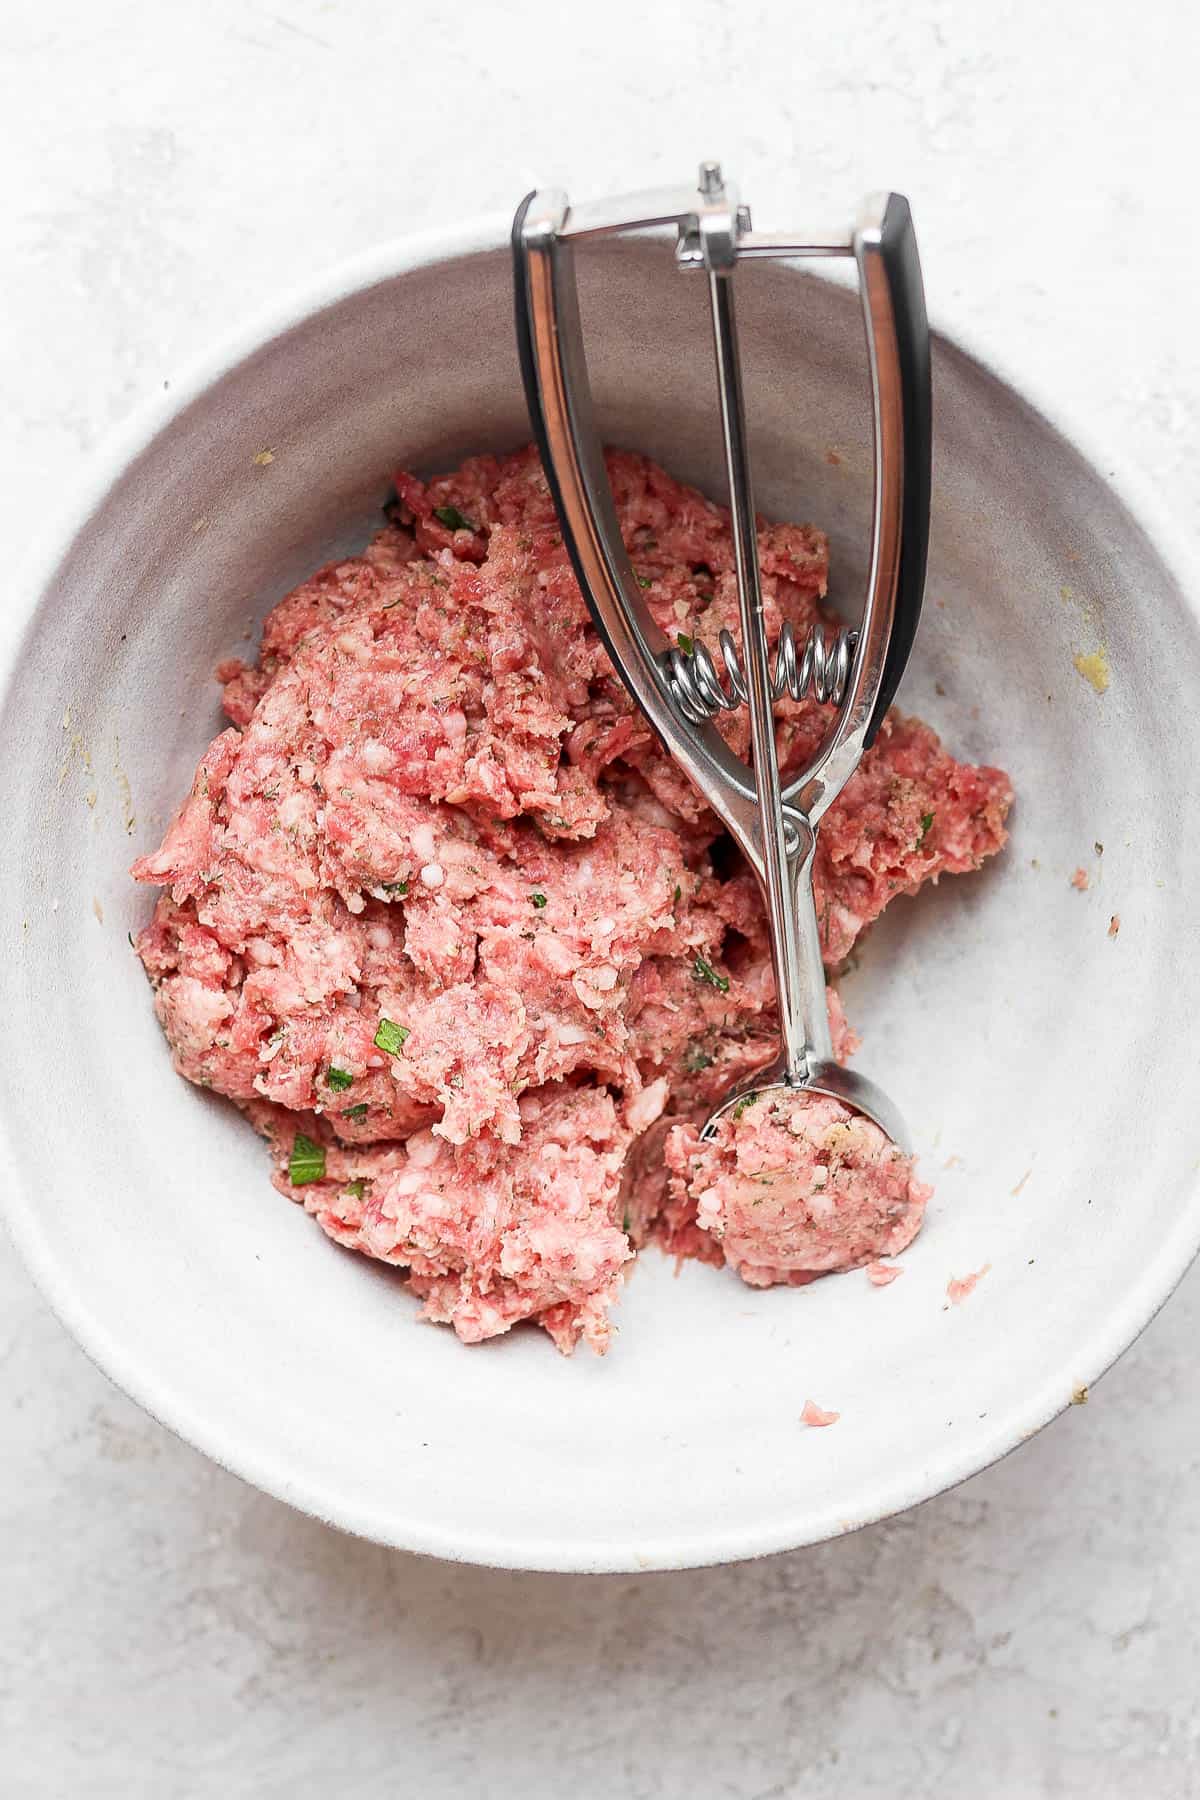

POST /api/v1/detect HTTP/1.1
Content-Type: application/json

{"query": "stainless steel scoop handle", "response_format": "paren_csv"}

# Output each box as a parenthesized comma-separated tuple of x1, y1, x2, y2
(512, 167, 930, 1148)
(512, 184, 763, 864)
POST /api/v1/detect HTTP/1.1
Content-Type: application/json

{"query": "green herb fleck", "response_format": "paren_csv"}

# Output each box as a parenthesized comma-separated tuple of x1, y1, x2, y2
(732, 1091, 760, 1121)
(326, 1066, 354, 1092)
(917, 811, 935, 847)
(341, 1103, 368, 1121)
(637, 575, 653, 589)
(344, 1178, 366, 1200)
(127, 931, 136, 950)
(684, 1041, 714, 1073)
(676, 632, 695, 655)
(530, 891, 548, 910)
(622, 1208, 633, 1235)
(288, 1133, 326, 1186)
(692, 954, 730, 993)
(374, 1018, 409, 1055)
(432, 504, 475, 533)
(673, 883, 682, 904)
(382, 880, 409, 898)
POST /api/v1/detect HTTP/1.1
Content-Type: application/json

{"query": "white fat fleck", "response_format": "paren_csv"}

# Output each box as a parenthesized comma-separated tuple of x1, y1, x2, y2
(539, 933, 577, 975)
(420, 862, 445, 889)
(590, 964, 618, 991)
(345, 892, 365, 915)
(411, 822, 437, 861)
(595, 916, 616, 936)
(811, 1165, 828, 1187)
(367, 925, 392, 950)
(406, 1131, 441, 1169)
(366, 1054, 385, 1070)
(260, 1034, 284, 1063)
(361, 739, 394, 774)
(558, 1023, 591, 1045)
(626, 1076, 669, 1133)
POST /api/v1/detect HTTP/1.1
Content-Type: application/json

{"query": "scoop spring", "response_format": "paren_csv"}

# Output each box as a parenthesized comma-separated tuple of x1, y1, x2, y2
(666, 620, 857, 725)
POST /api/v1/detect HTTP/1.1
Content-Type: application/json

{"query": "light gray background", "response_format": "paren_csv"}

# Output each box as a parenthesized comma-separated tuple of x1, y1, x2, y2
(3, 2, 1199, 1794)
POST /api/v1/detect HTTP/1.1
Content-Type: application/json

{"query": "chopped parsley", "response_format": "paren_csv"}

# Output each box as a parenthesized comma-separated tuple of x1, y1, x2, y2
(684, 1041, 714, 1073)
(341, 1103, 369, 1121)
(732, 1091, 760, 1121)
(288, 1133, 326, 1186)
(637, 575, 653, 589)
(382, 880, 409, 898)
(530, 891, 548, 909)
(343, 1178, 366, 1201)
(692, 954, 730, 993)
(622, 1207, 633, 1234)
(676, 631, 695, 655)
(673, 883, 682, 903)
(917, 811, 935, 847)
(374, 1018, 409, 1055)
(432, 504, 475, 533)
(325, 1066, 354, 1092)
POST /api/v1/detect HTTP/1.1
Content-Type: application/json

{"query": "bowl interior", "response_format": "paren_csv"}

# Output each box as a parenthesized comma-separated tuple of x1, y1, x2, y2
(2, 236, 1197, 1570)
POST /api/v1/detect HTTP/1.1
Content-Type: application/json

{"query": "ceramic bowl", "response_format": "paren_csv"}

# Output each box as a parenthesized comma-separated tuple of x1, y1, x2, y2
(2, 221, 1197, 1572)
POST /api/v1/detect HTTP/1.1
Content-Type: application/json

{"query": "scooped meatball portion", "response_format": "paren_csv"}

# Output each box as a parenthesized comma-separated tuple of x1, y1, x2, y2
(666, 1090, 929, 1289)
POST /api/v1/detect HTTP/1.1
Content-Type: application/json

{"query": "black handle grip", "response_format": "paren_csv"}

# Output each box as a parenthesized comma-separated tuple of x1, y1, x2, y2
(865, 193, 931, 745)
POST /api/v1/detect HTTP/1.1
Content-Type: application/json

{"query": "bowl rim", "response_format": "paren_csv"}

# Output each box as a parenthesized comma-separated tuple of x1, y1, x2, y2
(3, 211, 1199, 1573)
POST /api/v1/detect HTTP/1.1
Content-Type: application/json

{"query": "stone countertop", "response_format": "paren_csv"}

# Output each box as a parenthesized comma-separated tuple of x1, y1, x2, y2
(2, 2, 1198, 1794)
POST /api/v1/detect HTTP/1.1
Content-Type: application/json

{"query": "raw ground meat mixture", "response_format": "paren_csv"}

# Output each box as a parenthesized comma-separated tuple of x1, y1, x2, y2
(133, 447, 1011, 1354)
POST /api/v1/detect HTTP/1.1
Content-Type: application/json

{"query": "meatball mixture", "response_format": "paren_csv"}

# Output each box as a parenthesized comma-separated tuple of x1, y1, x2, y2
(133, 448, 1011, 1352)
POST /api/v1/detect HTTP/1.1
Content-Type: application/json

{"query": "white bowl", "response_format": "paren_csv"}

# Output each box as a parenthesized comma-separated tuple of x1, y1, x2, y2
(2, 220, 1198, 1573)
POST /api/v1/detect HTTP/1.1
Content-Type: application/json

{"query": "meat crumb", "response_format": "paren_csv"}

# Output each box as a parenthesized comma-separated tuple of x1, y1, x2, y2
(801, 1399, 840, 1428)
(1108, 913, 1120, 938)
(1070, 867, 1090, 891)
(947, 1264, 991, 1305)
(866, 1261, 903, 1287)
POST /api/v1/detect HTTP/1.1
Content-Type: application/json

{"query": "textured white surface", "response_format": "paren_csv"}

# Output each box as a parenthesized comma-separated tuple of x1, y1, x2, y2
(2, 0, 1199, 1793)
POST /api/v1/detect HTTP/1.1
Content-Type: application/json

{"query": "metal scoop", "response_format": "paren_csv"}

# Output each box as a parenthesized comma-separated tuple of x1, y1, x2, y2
(512, 163, 931, 1148)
